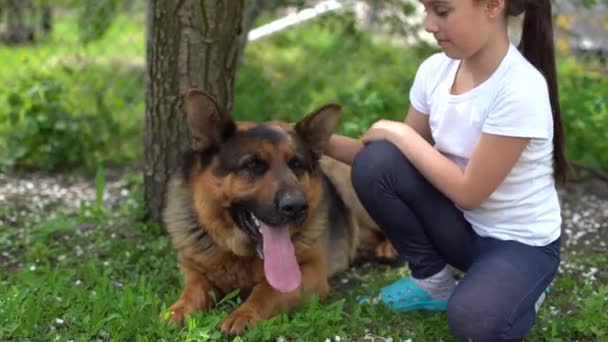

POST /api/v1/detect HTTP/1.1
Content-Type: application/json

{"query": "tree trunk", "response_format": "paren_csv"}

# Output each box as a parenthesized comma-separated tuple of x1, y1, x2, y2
(4, 0, 35, 44)
(41, 5, 52, 35)
(144, 0, 246, 221)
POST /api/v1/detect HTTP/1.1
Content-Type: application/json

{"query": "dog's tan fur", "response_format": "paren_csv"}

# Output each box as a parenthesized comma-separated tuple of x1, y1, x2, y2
(161, 89, 396, 335)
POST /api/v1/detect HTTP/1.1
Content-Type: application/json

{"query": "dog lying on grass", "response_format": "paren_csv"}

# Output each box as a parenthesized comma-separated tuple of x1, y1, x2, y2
(161, 89, 397, 335)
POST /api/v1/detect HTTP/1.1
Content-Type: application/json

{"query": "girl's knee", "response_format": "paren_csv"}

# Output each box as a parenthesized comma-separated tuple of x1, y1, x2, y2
(351, 140, 405, 191)
(447, 295, 518, 341)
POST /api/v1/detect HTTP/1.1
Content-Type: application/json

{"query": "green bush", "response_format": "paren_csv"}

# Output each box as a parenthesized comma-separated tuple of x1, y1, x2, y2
(1, 71, 108, 170)
(237, 21, 608, 170)
(0, 11, 606, 173)
(558, 59, 608, 170)
(235, 19, 436, 138)
(0, 10, 144, 173)
(77, 0, 121, 44)
(0, 66, 142, 172)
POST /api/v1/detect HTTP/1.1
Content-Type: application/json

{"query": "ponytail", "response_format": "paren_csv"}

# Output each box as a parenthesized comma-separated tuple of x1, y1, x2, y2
(508, 0, 568, 184)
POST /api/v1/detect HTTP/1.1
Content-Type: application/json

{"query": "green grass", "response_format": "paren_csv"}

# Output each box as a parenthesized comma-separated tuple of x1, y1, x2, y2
(1, 173, 607, 341)
(0, 11, 144, 78)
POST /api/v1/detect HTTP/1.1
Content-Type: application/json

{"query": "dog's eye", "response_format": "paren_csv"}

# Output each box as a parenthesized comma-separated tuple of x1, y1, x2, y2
(242, 158, 267, 175)
(288, 158, 304, 172)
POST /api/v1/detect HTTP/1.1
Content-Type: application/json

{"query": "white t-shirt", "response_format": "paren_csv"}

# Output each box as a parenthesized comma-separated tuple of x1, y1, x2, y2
(409, 43, 561, 246)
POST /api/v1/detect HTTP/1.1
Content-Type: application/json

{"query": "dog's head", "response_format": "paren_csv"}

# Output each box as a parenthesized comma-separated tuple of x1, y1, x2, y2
(181, 88, 340, 292)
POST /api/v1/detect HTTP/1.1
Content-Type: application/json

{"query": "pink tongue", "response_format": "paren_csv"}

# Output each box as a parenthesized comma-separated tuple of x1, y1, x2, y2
(260, 223, 302, 293)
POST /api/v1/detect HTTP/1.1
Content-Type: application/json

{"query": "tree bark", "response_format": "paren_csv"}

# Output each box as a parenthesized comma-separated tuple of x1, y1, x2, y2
(237, 0, 265, 67)
(3, 0, 35, 44)
(41, 5, 52, 35)
(144, 0, 245, 221)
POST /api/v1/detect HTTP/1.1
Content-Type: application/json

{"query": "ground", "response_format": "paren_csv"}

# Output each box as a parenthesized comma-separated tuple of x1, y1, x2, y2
(1, 168, 607, 341)
(4, 168, 604, 278)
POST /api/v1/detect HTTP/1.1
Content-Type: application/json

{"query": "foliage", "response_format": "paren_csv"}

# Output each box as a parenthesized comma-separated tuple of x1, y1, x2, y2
(558, 59, 608, 170)
(0, 13, 144, 172)
(0, 11, 607, 341)
(0, 64, 143, 172)
(577, 0, 608, 7)
(76, 0, 120, 44)
(236, 15, 437, 138)
(1, 9, 607, 173)
(236, 15, 608, 170)
(0, 71, 118, 171)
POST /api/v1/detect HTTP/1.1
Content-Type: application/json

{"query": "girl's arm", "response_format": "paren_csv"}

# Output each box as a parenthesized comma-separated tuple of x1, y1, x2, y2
(404, 106, 433, 144)
(325, 106, 433, 165)
(324, 134, 363, 165)
(395, 129, 527, 209)
(363, 120, 528, 210)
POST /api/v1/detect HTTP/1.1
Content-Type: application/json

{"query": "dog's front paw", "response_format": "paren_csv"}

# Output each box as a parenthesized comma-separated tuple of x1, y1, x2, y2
(220, 306, 262, 335)
(375, 239, 398, 260)
(162, 300, 196, 325)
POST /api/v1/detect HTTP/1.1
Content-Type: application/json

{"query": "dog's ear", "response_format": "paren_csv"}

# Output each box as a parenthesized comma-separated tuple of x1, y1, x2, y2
(183, 88, 236, 151)
(294, 104, 341, 158)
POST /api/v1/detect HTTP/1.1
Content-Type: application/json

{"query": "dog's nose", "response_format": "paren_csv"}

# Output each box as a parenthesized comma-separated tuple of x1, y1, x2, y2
(276, 190, 308, 221)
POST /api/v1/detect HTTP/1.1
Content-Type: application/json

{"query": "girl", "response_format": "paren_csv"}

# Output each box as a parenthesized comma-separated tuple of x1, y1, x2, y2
(325, 0, 566, 340)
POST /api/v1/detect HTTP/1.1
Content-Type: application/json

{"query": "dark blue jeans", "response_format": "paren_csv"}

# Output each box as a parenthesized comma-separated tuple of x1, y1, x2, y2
(351, 141, 560, 342)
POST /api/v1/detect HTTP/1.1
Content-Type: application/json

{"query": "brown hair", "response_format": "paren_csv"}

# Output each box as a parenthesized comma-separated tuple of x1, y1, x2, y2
(507, 0, 568, 183)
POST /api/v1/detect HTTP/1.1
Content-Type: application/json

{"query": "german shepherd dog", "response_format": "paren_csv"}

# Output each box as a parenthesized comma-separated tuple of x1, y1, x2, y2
(161, 89, 396, 335)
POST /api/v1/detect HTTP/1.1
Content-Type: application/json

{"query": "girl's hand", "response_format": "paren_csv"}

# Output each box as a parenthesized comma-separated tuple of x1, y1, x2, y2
(362, 120, 413, 145)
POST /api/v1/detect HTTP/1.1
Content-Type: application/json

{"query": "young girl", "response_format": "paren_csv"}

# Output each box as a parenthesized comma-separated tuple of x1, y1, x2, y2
(325, 0, 566, 340)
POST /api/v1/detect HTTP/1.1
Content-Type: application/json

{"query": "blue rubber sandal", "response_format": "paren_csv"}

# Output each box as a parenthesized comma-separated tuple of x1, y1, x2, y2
(535, 286, 551, 312)
(359, 277, 448, 312)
